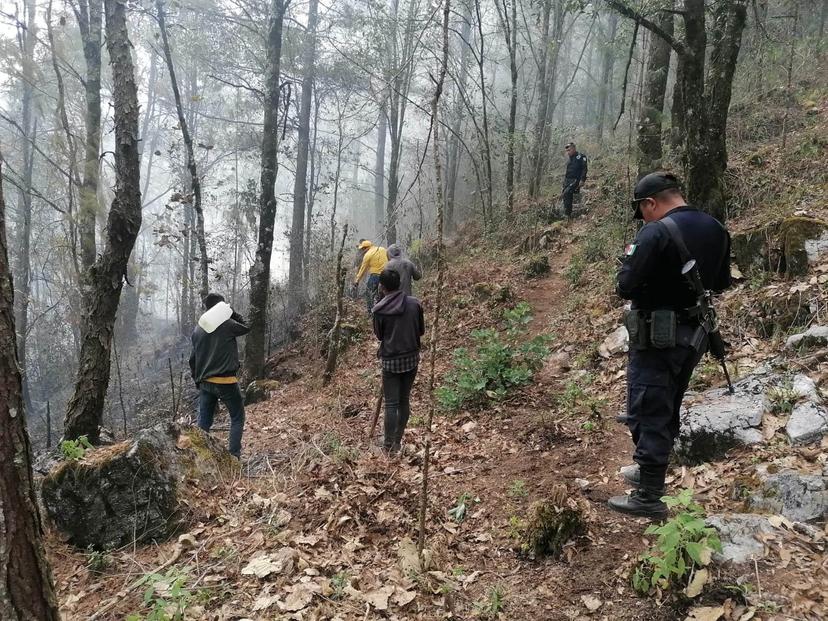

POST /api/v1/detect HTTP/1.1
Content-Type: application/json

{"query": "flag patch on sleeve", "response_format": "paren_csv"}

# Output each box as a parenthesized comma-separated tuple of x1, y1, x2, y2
(624, 244, 637, 256)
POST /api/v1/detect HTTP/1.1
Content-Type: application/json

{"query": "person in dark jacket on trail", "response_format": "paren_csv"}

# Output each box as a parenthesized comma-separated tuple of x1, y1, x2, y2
(385, 244, 422, 296)
(372, 269, 425, 453)
(189, 293, 250, 458)
(562, 142, 588, 218)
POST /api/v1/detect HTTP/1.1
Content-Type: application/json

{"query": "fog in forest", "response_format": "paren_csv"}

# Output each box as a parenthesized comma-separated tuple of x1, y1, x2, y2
(0, 0, 824, 448)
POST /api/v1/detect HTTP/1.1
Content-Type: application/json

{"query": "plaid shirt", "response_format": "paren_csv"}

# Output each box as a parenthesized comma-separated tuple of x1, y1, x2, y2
(382, 352, 419, 374)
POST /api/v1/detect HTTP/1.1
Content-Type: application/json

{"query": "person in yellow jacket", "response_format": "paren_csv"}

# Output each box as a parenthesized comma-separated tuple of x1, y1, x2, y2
(353, 240, 388, 312)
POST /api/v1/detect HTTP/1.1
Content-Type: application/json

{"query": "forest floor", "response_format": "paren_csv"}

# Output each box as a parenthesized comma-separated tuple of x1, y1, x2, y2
(47, 89, 828, 620)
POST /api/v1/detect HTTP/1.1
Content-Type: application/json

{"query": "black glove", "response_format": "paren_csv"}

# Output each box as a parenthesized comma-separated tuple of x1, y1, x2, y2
(231, 311, 246, 324)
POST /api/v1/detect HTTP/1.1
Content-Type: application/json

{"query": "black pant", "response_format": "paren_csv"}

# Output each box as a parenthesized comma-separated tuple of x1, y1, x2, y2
(382, 367, 417, 450)
(562, 177, 579, 217)
(626, 326, 706, 489)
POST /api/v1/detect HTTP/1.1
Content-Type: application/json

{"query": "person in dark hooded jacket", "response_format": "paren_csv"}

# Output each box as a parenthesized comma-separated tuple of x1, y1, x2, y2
(372, 268, 425, 452)
(385, 244, 422, 296)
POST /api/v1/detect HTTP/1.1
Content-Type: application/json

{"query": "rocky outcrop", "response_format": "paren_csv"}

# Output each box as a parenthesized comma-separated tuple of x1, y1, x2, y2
(731, 216, 828, 278)
(245, 379, 281, 405)
(598, 326, 628, 358)
(785, 325, 828, 350)
(40, 423, 235, 550)
(706, 514, 775, 564)
(750, 468, 828, 522)
(786, 401, 828, 444)
(676, 373, 772, 464)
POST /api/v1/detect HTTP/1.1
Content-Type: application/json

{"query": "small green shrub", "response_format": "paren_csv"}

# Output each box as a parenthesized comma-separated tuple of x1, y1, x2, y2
(437, 303, 552, 411)
(126, 568, 193, 621)
(330, 571, 350, 600)
(448, 492, 475, 523)
(60, 436, 93, 460)
(632, 489, 722, 595)
(766, 380, 797, 415)
(507, 479, 528, 499)
(85, 546, 112, 574)
(475, 585, 506, 618)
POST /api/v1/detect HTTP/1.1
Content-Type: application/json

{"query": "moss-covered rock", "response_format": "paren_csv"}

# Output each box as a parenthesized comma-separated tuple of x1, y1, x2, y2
(41, 426, 177, 550)
(731, 217, 827, 278)
(519, 485, 586, 559)
(244, 379, 281, 405)
(523, 254, 550, 279)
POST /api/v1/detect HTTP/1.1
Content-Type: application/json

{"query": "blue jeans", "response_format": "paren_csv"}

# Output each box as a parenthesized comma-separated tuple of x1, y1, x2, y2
(365, 274, 380, 312)
(198, 382, 245, 458)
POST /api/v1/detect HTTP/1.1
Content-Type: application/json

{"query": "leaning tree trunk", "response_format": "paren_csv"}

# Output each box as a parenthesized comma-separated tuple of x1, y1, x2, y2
(636, 5, 673, 177)
(157, 0, 209, 301)
(76, 0, 103, 271)
(287, 0, 319, 320)
(63, 0, 143, 442)
(322, 224, 348, 386)
(0, 157, 61, 621)
(244, 0, 288, 380)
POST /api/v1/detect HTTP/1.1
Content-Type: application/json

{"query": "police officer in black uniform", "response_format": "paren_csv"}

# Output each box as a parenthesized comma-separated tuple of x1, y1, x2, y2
(562, 142, 588, 218)
(609, 172, 731, 518)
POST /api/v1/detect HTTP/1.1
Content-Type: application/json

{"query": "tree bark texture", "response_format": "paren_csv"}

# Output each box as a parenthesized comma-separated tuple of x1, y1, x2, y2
(157, 0, 209, 301)
(636, 6, 673, 177)
(244, 0, 288, 380)
(373, 101, 387, 239)
(445, 5, 472, 230)
(75, 0, 103, 271)
(0, 158, 62, 621)
(13, 0, 37, 412)
(495, 0, 518, 212)
(595, 11, 618, 144)
(322, 224, 348, 386)
(527, 0, 552, 198)
(287, 0, 319, 319)
(64, 0, 143, 442)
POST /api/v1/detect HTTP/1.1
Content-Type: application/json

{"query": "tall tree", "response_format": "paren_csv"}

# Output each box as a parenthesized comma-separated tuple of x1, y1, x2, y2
(64, 0, 143, 442)
(244, 0, 290, 380)
(495, 0, 519, 212)
(72, 0, 103, 270)
(445, 3, 472, 230)
(527, 0, 552, 198)
(636, 4, 673, 177)
(156, 0, 209, 301)
(0, 155, 61, 621)
(13, 0, 37, 411)
(373, 100, 388, 238)
(608, 0, 748, 221)
(287, 0, 320, 319)
(594, 10, 618, 144)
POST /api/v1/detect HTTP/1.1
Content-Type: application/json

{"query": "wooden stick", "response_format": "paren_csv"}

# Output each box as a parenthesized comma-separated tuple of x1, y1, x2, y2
(367, 383, 384, 441)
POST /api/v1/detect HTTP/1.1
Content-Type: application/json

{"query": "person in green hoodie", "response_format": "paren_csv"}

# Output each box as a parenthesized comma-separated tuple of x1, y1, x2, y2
(372, 268, 425, 453)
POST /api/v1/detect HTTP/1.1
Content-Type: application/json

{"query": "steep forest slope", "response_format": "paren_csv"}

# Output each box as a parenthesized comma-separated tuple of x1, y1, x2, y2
(47, 80, 828, 621)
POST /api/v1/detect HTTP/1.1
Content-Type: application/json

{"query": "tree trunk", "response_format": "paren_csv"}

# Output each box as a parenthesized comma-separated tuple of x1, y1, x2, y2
(373, 102, 387, 239)
(76, 0, 103, 271)
(496, 0, 518, 212)
(244, 0, 288, 380)
(322, 224, 348, 386)
(636, 6, 673, 177)
(304, 93, 321, 285)
(13, 0, 37, 413)
(532, 1, 564, 194)
(595, 11, 618, 144)
(63, 0, 143, 442)
(287, 0, 319, 319)
(473, 0, 493, 219)
(527, 0, 552, 198)
(445, 5, 472, 230)
(157, 0, 209, 301)
(0, 157, 61, 621)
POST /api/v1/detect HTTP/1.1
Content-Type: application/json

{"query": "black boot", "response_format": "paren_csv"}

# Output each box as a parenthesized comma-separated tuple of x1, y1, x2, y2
(608, 465, 668, 519)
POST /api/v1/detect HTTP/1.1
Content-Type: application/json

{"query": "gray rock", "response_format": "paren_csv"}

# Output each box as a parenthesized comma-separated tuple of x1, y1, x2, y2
(785, 325, 828, 350)
(40, 423, 235, 550)
(804, 230, 828, 264)
(792, 374, 821, 402)
(786, 401, 828, 444)
(706, 514, 774, 563)
(598, 326, 628, 358)
(676, 373, 772, 463)
(751, 469, 828, 522)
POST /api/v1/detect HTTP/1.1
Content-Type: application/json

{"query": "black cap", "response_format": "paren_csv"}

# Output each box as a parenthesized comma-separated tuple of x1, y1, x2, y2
(630, 171, 681, 219)
(564, 142, 576, 149)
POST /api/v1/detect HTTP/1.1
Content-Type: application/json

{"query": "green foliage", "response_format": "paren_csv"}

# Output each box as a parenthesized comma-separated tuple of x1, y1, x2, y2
(60, 435, 93, 460)
(437, 303, 551, 411)
(475, 585, 506, 618)
(330, 571, 350, 600)
(507, 479, 528, 499)
(565, 253, 586, 286)
(448, 492, 475, 523)
(85, 546, 112, 574)
(507, 515, 525, 540)
(126, 568, 193, 621)
(320, 432, 359, 463)
(632, 490, 722, 595)
(556, 376, 607, 419)
(766, 380, 797, 415)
